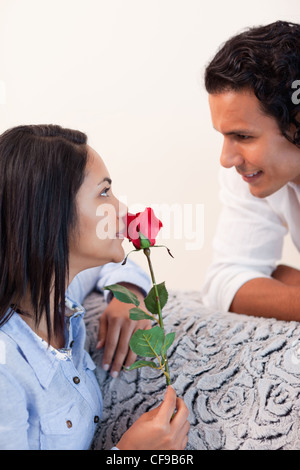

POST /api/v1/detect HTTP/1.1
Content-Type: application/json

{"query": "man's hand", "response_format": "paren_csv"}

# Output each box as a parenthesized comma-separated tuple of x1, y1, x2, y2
(96, 283, 151, 377)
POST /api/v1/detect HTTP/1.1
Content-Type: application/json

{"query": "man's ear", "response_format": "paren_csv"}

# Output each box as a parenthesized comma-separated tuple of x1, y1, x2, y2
(283, 114, 300, 147)
(292, 112, 300, 147)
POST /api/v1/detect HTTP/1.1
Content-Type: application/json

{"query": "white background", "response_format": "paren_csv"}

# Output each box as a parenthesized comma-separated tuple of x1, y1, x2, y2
(1, 0, 300, 290)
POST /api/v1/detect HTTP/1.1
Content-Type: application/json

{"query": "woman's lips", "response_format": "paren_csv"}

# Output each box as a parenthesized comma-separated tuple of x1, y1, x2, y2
(116, 231, 125, 239)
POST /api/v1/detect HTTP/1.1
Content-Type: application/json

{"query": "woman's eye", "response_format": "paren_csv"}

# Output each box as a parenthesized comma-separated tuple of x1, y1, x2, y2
(99, 187, 110, 197)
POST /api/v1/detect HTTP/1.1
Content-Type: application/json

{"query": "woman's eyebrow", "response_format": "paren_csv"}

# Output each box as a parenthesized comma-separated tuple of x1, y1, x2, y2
(97, 177, 112, 186)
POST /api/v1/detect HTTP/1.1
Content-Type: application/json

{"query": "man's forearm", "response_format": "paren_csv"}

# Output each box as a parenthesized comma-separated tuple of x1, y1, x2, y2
(271, 264, 300, 286)
(229, 265, 300, 321)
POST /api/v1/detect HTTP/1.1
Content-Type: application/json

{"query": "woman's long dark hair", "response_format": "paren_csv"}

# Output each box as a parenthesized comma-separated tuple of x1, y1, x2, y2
(0, 124, 88, 342)
(204, 20, 300, 147)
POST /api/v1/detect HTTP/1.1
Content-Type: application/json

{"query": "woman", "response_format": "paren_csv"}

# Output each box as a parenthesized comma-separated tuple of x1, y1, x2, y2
(0, 124, 190, 450)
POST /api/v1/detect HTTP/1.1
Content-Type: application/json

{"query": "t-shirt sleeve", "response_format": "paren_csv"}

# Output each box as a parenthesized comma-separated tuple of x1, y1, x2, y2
(66, 260, 151, 305)
(201, 167, 288, 312)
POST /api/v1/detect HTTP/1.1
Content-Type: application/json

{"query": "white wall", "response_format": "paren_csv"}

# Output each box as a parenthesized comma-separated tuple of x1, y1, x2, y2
(0, 0, 300, 290)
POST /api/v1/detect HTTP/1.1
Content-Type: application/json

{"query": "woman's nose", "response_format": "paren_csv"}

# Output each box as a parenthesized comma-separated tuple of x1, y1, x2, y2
(116, 199, 127, 219)
(220, 139, 244, 169)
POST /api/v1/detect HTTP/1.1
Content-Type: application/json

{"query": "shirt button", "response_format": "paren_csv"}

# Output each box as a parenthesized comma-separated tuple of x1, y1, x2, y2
(66, 420, 72, 428)
(70, 340, 74, 347)
(94, 416, 99, 423)
(73, 376, 80, 384)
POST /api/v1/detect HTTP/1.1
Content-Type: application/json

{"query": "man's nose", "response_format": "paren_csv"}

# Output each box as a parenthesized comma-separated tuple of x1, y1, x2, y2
(220, 139, 244, 168)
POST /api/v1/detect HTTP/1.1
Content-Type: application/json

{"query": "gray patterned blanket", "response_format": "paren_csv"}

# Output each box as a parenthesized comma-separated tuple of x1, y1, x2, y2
(83, 290, 300, 450)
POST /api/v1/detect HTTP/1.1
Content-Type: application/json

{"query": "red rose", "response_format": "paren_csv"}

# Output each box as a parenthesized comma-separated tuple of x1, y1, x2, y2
(126, 207, 163, 249)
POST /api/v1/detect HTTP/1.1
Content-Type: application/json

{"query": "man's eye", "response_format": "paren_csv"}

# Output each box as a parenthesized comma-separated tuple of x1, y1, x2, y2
(237, 134, 251, 140)
(99, 187, 110, 197)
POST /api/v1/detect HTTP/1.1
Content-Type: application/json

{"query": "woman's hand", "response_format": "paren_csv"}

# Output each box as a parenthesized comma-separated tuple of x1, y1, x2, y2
(97, 283, 151, 377)
(116, 386, 190, 450)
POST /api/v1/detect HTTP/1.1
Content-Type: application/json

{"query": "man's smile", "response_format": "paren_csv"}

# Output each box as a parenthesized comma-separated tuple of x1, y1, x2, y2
(236, 168, 263, 183)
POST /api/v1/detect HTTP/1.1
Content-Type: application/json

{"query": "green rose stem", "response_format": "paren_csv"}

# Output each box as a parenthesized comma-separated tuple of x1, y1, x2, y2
(106, 223, 174, 389)
(143, 247, 171, 386)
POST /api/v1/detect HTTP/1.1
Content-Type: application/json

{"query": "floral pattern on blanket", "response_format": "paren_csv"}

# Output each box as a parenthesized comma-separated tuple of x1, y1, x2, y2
(84, 290, 300, 450)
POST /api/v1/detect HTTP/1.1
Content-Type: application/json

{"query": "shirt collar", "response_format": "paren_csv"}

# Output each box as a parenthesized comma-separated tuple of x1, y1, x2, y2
(2, 295, 85, 389)
(64, 295, 85, 347)
(287, 181, 300, 191)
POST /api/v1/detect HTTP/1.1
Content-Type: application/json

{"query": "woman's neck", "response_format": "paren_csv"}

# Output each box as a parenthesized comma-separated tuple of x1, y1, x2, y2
(13, 292, 64, 350)
(14, 272, 78, 349)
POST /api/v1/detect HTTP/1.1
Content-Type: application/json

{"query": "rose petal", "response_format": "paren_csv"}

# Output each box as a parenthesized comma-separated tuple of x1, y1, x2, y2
(125, 207, 163, 249)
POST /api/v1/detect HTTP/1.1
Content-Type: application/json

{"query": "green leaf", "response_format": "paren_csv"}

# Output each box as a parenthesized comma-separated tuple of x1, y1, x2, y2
(129, 307, 154, 321)
(161, 332, 175, 358)
(129, 326, 164, 358)
(144, 282, 168, 315)
(103, 284, 140, 307)
(138, 230, 152, 249)
(123, 360, 158, 371)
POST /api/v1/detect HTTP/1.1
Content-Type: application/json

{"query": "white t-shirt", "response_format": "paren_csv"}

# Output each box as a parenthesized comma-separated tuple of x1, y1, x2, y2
(201, 166, 300, 312)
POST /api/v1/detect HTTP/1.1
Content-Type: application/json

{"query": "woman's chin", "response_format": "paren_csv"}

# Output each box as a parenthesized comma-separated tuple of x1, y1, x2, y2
(111, 245, 125, 264)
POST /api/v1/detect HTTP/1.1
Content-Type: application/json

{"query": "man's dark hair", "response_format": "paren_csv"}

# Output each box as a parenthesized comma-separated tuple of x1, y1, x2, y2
(0, 124, 88, 342)
(205, 20, 300, 147)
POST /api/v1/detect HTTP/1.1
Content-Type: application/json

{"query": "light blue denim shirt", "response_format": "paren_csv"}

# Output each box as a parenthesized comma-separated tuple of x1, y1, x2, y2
(0, 261, 150, 450)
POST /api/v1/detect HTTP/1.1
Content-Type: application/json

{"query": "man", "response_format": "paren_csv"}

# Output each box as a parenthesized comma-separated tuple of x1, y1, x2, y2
(201, 20, 300, 321)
